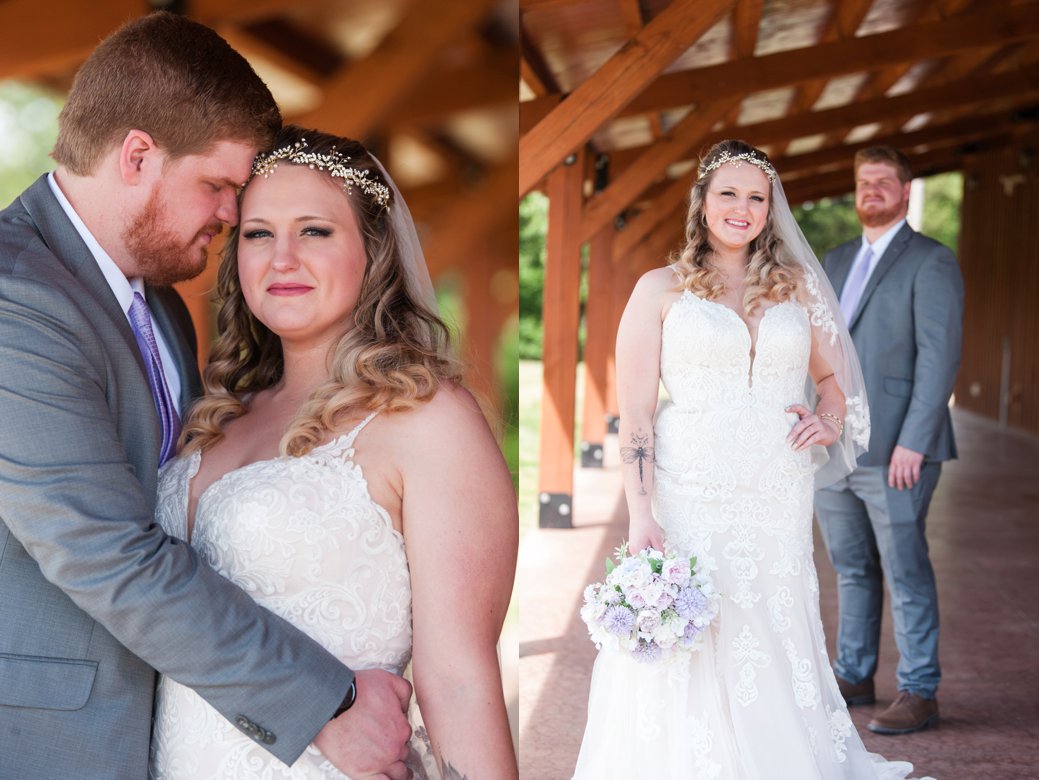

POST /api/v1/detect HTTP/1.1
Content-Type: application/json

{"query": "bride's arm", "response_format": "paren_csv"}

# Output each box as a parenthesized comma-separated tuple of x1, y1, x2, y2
(787, 331, 847, 449)
(399, 385, 518, 780)
(616, 269, 670, 554)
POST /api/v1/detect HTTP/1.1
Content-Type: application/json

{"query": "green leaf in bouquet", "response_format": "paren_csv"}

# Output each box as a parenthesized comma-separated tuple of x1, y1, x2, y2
(689, 555, 698, 576)
(605, 557, 616, 576)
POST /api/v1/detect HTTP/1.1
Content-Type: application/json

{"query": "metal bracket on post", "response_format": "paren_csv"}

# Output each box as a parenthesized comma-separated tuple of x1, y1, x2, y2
(580, 441, 604, 468)
(538, 492, 573, 528)
(605, 413, 620, 435)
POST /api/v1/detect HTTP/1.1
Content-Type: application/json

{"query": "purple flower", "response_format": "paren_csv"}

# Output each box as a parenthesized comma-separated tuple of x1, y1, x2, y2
(632, 640, 663, 663)
(603, 605, 635, 636)
(679, 620, 706, 647)
(674, 586, 709, 619)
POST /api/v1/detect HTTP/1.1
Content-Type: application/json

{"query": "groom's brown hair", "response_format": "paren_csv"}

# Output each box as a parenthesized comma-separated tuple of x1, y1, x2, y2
(52, 11, 281, 175)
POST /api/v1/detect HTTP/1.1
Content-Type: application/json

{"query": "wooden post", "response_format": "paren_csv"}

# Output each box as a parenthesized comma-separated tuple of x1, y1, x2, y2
(579, 224, 614, 468)
(538, 147, 585, 527)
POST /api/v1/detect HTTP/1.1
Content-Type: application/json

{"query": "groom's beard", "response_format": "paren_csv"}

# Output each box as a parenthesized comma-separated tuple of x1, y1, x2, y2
(855, 199, 907, 229)
(123, 186, 220, 287)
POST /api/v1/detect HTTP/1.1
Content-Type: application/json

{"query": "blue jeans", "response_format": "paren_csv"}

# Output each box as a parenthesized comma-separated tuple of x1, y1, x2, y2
(815, 463, 941, 698)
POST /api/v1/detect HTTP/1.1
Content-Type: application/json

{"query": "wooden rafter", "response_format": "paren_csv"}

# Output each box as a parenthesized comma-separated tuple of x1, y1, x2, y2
(771, 0, 873, 158)
(578, 97, 739, 244)
(518, 1, 1039, 131)
(519, 0, 737, 196)
(296, 0, 495, 138)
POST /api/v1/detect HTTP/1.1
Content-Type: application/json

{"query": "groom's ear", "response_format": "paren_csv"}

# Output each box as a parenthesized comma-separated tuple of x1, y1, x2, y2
(118, 129, 159, 186)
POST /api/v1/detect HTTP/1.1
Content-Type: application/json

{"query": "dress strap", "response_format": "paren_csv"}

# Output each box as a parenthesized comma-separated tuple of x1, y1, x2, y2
(345, 410, 379, 443)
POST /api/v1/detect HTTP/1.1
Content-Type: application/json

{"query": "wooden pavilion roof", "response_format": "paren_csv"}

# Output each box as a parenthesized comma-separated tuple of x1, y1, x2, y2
(521, 0, 1039, 230)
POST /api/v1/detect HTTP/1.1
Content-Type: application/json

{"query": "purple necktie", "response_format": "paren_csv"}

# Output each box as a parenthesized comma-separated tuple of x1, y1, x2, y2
(839, 246, 874, 323)
(128, 293, 181, 465)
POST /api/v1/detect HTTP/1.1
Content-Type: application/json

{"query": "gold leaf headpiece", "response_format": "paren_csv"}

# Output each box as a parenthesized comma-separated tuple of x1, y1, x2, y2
(250, 138, 392, 208)
(699, 150, 777, 185)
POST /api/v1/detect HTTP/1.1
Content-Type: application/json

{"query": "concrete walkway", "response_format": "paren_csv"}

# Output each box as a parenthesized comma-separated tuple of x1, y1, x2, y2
(518, 409, 1039, 779)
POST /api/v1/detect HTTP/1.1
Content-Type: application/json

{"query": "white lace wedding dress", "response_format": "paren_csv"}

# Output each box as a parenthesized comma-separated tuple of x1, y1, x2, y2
(149, 413, 433, 779)
(573, 292, 931, 779)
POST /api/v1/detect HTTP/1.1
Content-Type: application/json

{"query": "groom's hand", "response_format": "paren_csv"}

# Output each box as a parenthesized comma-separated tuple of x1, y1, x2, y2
(315, 668, 414, 780)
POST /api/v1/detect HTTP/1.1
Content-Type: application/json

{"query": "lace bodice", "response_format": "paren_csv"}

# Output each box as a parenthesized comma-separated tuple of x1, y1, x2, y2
(150, 413, 424, 778)
(660, 291, 810, 411)
(154, 412, 412, 672)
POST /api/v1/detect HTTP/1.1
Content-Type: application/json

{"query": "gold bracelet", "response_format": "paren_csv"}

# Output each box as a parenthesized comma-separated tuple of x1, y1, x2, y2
(818, 412, 844, 438)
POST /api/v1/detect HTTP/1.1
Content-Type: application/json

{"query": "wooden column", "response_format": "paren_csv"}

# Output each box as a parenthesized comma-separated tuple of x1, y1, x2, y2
(462, 246, 517, 415)
(579, 224, 614, 468)
(538, 147, 585, 527)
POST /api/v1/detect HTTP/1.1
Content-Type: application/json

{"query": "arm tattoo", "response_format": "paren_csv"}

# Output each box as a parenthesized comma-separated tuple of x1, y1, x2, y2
(620, 432, 655, 496)
(438, 758, 469, 780)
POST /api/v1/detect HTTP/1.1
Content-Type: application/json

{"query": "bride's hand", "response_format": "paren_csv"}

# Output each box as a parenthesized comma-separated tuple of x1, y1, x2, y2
(785, 404, 839, 449)
(315, 668, 414, 780)
(627, 517, 665, 555)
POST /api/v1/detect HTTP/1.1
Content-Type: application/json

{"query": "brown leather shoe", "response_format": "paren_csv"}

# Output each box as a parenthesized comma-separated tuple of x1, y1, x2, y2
(836, 675, 875, 706)
(868, 691, 939, 735)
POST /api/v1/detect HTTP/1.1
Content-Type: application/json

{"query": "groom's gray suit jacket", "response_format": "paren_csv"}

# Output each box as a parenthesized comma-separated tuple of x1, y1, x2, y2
(822, 223, 964, 466)
(0, 176, 352, 777)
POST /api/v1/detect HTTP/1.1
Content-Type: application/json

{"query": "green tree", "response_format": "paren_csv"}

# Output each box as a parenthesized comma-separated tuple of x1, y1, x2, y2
(519, 192, 547, 359)
(0, 81, 63, 208)
(793, 194, 860, 259)
(920, 172, 962, 253)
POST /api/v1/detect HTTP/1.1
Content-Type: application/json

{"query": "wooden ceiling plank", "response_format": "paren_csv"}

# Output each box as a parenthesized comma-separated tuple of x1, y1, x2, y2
(297, 0, 495, 138)
(520, 22, 561, 97)
(779, 111, 1038, 180)
(519, 0, 738, 197)
(577, 97, 740, 244)
(616, 3, 1039, 117)
(723, 65, 1039, 151)
(518, 0, 1035, 129)
(773, 0, 874, 157)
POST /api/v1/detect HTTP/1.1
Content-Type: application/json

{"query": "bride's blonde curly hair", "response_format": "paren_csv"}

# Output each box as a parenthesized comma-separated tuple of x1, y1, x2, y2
(673, 140, 802, 313)
(179, 126, 463, 456)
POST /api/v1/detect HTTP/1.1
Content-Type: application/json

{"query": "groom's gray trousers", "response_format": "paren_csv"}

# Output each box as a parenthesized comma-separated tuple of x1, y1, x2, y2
(815, 463, 942, 698)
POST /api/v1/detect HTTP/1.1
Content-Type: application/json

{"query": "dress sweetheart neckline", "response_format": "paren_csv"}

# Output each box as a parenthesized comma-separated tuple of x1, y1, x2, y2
(181, 412, 399, 543)
(665, 291, 801, 387)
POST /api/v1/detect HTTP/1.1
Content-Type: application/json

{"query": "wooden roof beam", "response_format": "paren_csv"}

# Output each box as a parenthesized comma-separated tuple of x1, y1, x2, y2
(297, 0, 495, 139)
(520, 1, 1039, 129)
(703, 64, 1039, 152)
(721, 0, 764, 126)
(772, 0, 873, 158)
(577, 97, 740, 245)
(572, 65, 1039, 228)
(519, 0, 738, 196)
(776, 108, 1039, 181)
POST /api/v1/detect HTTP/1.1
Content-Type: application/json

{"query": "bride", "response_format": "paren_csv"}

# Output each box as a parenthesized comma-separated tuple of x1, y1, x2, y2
(149, 126, 518, 779)
(572, 140, 932, 779)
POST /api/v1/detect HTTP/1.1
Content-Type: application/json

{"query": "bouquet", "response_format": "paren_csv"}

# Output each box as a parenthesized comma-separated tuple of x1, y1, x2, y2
(580, 545, 718, 663)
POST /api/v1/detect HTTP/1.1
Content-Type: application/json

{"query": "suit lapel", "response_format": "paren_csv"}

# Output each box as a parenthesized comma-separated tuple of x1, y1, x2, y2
(19, 176, 146, 372)
(829, 243, 859, 295)
(849, 223, 913, 329)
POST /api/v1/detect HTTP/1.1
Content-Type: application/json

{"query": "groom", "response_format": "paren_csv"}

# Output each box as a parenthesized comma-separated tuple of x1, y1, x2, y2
(815, 145, 963, 735)
(0, 13, 412, 779)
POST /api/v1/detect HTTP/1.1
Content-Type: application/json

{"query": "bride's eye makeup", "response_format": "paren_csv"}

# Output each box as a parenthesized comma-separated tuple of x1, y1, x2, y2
(241, 228, 272, 240)
(301, 226, 332, 237)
